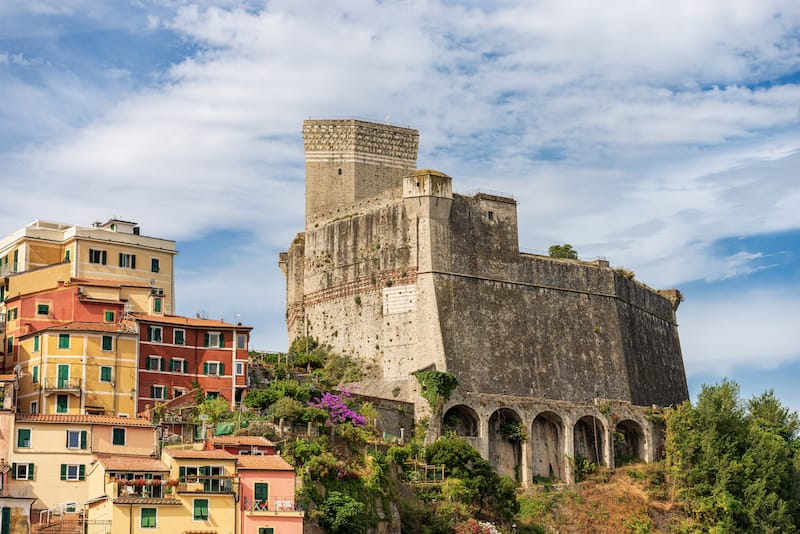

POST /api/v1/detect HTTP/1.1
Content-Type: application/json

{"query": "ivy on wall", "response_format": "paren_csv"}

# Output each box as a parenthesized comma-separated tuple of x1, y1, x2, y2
(415, 370, 459, 412)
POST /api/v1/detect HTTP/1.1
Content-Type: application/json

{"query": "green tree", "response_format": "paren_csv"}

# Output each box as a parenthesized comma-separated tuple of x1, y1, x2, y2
(197, 398, 232, 424)
(548, 244, 578, 259)
(666, 381, 799, 532)
(317, 491, 367, 534)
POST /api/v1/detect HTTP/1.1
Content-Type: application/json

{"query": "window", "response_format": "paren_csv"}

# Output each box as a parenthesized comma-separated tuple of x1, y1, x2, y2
(104, 311, 115, 322)
(193, 499, 209, 521)
(61, 464, 85, 481)
(237, 334, 247, 350)
(17, 428, 31, 448)
(7, 308, 17, 320)
(56, 394, 68, 413)
(100, 366, 112, 382)
(30, 400, 38, 414)
(118, 253, 136, 269)
(141, 508, 157, 529)
(174, 329, 185, 345)
(112, 427, 126, 446)
(254, 482, 269, 507)
(153, 297, 162, 313)
(58, 333, 70, 349)
(174, 388, 186, 398)
(235, 361, 244, 376)
(147, 326, 162, 342)
(37, 303, 50, 315)
(150, 385, 167, 400)
(102, 335, 113, 351)
(147, 356, 164, 371)
(88, 249, 107, 265)
(170, 358, 187, 373)
(206, 392, 219, 400)
(203, 362, 224, 376)
(6, 336, 12, 355)
(33, 334, 40, 352)
(204, 332, 223, 348)
(32, 365, 38, 383)
(258, 528, 275, 534)
(151, 258, 160, 273)
(64, 249, 71, 261)
(12, 463, 34, 480)
(66, 430, 87, 449)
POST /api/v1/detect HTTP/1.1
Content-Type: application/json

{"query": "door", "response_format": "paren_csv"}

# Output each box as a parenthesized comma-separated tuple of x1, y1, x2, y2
(57, 364, 69, 388)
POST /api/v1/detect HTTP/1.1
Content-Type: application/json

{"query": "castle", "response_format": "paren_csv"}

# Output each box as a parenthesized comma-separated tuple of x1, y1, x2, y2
(280, 119, 689, 484)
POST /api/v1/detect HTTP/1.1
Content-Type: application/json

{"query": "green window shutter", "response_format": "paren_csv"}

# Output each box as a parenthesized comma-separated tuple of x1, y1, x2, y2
(17, 428, 30, 448)
(254, 482, 269, 501)
(203, 362, 209, 375)
(219, 363, 225, 376)
(79, 465, 86, 480)
(179, 466, 186, 480)
(104, 311, 114, 322)
(65, 431, 70, 448)
(118, 253, 123, 267)
(219, 333, 224, 348)
(65, 249, 71, 261)
(150, 386, 156, 398)
(29, 463, 34, 479)
(11, 463, 17, 480)
(131, 255, 136, 269)
(81, 431, 87, 449)
(147, 326, 153, 341)
(160, 358, 166, 371)
(32, 365, 38, 382)
(204, 333, 210, 347)
(154, 298, 162, 313)
(151, 258, 159, 273)
(183, 360, 189, 373)
(162, 387, 167, 400)
(58, 333, 69, 349)
(101, 250, 106, 264)
(102, 336, 112, 351)
(60, 464, 67, 480)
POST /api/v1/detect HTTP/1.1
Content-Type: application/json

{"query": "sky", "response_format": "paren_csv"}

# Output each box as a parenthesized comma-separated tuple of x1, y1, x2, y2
(2, 0, 799, 411)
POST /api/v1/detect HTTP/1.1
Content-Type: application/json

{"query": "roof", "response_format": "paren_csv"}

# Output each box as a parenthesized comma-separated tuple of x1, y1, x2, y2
(43, 322, 129, 333)
(236, 455, 295, 471)
(68, 278, 152, 289)
(97, 456, 169, 472)
(0, 374, 16, 381)
(113, 497, 182, 505)
(16, 414, 155, 427)
(134, 313, 251, 330)
(164, 448, 236, 460)
(208, 436, 275, 447)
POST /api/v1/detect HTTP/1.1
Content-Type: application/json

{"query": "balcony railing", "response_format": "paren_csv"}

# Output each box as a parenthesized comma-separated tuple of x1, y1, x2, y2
(246, 496, 301, 513)
(177, 476, 234, 494)
(43, 377, 82, 395)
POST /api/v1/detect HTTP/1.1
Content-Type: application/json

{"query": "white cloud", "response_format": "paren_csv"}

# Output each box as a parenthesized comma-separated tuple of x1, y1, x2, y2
(679, 287, 800, 376)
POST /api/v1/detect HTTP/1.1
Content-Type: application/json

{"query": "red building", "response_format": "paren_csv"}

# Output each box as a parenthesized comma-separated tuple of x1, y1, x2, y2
(135, 314, 251, 413)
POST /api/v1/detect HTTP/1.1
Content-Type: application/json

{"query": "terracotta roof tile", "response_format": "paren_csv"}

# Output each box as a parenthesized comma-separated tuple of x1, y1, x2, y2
(208, 436, 275, 447)
(134, 313, 251, 330)
(97, 456, 169, 472)
(164, 448, 236, 460)
(236, 455, 295, 471)
(15, 414, 154, 427)
(113, 497, 182, 505)
(42, 322, 130, 333)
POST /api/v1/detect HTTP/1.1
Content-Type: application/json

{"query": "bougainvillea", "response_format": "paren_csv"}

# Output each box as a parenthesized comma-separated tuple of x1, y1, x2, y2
(308, 388, 367, 426)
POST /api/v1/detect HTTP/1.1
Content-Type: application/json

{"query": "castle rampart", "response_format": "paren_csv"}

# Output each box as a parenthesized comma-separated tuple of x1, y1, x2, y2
(282, 118, 688, 484)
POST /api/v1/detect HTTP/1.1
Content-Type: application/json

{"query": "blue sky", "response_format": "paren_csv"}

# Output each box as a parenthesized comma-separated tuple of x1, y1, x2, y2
(2, 1, 799, 411)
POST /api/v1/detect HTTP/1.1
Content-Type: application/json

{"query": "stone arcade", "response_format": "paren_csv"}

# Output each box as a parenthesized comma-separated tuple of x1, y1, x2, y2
(280, 119, 689, 484)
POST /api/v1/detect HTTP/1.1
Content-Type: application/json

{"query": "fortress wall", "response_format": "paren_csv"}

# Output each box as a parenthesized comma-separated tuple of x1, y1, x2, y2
(616, 299, 689, 407)
(435, 274, 632, 403)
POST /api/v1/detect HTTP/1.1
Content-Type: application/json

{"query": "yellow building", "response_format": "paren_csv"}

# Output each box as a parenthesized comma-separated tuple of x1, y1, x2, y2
(0, 217, 177, 315)
(87, 448, 238, 534)
(7, 414, 156, 515)
(16, 322, 139, 416)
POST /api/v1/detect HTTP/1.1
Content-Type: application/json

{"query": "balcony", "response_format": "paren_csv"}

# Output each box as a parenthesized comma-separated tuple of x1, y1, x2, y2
(246, 496, 303, 515)
(177, 476, 234, 494)
(43, 377, 82, 396)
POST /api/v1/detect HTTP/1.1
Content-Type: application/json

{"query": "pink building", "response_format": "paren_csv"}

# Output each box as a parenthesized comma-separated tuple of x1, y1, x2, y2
(237, 455, 303, 534)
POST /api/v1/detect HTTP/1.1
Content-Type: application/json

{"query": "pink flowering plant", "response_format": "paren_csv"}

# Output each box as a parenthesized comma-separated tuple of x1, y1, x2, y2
(308, 388, 367, 427)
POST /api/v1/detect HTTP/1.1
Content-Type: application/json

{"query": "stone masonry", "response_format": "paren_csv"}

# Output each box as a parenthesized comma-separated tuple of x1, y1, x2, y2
(280, 118, 689, 484)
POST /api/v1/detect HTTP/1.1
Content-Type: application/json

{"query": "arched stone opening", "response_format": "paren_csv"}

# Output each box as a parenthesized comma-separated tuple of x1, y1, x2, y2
(614, 419, 645, 465)
(442, 405, 480, 437)
(530, 411, 565, 481)
(488, 408, 524, 483)
(573, 415, 605, 467)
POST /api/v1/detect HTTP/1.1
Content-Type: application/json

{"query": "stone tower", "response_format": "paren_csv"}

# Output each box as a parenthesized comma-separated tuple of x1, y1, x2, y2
(303, 119, 419, 224)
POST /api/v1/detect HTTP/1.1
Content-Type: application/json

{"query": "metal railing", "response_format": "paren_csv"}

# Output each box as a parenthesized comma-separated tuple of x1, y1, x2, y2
(43, 377, 82, 392)
(247, 496, 300, 513)
(177, 476, 234, 494)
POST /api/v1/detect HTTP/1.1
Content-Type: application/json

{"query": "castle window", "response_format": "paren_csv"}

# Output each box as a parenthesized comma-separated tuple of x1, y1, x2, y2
(338, 168, 342, 175)
(487, 211, 494, 220)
